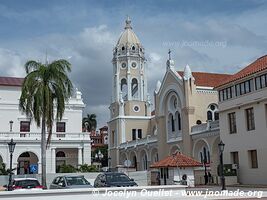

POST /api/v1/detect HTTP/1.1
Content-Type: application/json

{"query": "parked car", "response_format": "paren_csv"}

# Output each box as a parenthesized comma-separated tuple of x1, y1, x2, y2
(5, 178, 44, 190)
(50, 175, 93, 189)
(94, 172, 138, 187)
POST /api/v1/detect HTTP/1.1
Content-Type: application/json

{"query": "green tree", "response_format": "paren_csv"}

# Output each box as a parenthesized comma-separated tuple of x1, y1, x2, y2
(82, 114, 97, 132)
(19, 59, 73, 188)
(0, 163, 9, 175)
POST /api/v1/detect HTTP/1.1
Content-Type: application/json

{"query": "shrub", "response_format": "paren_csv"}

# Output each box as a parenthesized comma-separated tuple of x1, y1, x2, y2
(58, 164, 77, 173)
(78, 164, 98, 172)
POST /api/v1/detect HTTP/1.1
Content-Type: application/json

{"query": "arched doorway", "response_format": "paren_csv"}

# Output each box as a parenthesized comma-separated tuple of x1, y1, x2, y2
(56, 151, 66, 173)
(193, 139, 211, 164)
(119, 152, 128, 166)
(129, 151, 137, 170)
(17, 152, 39, 175)
(140, 150, 148, 171)
(150, 148, 158, 164)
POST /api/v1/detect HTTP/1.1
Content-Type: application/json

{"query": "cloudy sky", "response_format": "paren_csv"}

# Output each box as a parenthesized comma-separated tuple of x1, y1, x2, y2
(1, 0, 267, 128)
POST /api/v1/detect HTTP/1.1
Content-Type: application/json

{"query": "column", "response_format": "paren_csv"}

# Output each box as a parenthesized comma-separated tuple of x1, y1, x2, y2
(51, 148, 56, 173)
(78, 147, 83, 166)
(38, 162, 42, 174)
(83, 144, 91, 165)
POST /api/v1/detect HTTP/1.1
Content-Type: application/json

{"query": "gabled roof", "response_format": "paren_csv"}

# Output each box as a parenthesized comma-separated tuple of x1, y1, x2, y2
(150, 153, 202, 168)
(216, 55, 267, 88)
(0, 77, 24, 86)
(177, 71, 231, 88)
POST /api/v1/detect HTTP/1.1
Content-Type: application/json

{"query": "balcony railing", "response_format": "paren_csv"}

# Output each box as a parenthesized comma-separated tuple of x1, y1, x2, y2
(119, 135, 157, 149)
(191, 120, 219, 135)
(0, 132, 91, 141)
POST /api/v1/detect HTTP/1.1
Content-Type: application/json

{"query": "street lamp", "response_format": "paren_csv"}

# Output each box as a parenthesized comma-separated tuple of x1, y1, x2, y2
(95, 150, 104, 171)
(218, 140, 226, 190)
(9, 120, 13, 132)
(7, 139, 16, 191)
(108, 157, 111, 172)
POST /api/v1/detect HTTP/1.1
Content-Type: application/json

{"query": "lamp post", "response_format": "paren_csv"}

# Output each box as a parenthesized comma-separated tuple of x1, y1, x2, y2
(9, 120, 13, 132)
(7, 139, 16, 191)
(95, 150, 104, 171)
(108, 157, 111, 172)
(218, 140, 226, 190)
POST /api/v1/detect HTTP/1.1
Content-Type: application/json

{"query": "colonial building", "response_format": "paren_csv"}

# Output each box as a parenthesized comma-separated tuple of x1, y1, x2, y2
(90, 126, 108, 152)
(0, 77, 91, 174)
(108, 18, 230, 184)
(216, 55, 267, 185)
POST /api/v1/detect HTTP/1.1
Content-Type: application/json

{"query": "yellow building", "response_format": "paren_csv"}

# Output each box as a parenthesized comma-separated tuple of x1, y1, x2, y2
(108, 18, 230, 184)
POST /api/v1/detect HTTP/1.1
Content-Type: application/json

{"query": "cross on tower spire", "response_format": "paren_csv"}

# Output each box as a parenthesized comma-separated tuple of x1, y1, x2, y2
(168, 49, 171, 60)
(125, 15, 132, 29)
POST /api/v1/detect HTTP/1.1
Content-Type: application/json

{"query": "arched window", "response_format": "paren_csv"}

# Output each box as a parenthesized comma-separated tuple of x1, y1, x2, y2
(121, 78, 128, 99)
(167, 94, 182, 141)
(207, 104, 219, 121)
(196, 120, 202, 125)
(175, 111, 181, 131)
(215, 112, 219, 120)
(132, 46, 135, 51)
(131, 78, 138, 99)
(200, 147, 210, 164)
(56, 151, 65, 157)
(207, 111, 212, 121)
(168, 113, 173, 134)
(171, 115, 175, 131)
(20, 152, 30, 157)
(121, 46, 125, 51)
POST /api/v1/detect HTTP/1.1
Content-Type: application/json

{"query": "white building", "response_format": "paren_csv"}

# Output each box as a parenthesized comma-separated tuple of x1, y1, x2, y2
(217, 55, 267, 184)
(0, 77, 91, 174)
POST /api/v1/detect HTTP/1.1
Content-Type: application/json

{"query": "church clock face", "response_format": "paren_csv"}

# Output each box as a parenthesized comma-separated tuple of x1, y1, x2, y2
(131, 62, 137, 68)
(121, 63, 127, 69)
(133, 105, 140, 112)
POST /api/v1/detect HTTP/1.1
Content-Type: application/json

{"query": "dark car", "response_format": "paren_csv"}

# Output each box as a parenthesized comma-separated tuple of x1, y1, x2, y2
(6, 178, 44, 190)
(94, 172, 138, 187)
(50, 175, 93, 189)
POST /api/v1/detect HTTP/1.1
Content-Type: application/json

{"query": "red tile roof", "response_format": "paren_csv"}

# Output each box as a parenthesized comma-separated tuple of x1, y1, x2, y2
(0, 77, 24, 86)
(150, 153, 202, 168)
(177, 71, 231, 88)
(216, 55, 267, 88)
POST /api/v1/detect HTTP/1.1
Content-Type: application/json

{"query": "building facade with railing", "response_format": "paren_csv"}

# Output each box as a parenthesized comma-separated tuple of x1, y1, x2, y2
(0, 77, 91, 174)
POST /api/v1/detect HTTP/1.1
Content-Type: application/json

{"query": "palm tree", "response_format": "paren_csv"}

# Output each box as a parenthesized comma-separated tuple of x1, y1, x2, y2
(82, 114, 97, 132)
(19, 59, 73, 188)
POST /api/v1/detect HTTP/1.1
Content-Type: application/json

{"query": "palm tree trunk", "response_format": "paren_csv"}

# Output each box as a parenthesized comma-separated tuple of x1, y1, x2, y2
(41, 114, 47, 188)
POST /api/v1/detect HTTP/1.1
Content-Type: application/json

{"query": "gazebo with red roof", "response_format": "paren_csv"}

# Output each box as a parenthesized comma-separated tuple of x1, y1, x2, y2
(150, 152, 202, 187)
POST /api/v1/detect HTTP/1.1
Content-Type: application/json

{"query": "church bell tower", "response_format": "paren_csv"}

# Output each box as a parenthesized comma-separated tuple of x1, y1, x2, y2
(108, 17, 152, 168)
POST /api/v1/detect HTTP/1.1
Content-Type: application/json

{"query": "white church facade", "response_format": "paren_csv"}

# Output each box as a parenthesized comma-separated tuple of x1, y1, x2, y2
(0, 77, 91, 174)
(108, 18, 231, 184)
